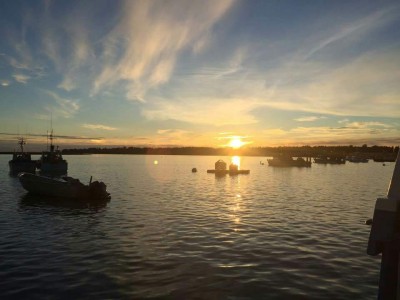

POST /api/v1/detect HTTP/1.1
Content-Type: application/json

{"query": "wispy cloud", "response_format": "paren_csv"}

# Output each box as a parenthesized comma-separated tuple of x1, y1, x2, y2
(294, 116, 325, 122)
(13, 74, 31, 83)
(82, 124, 118, 131)
(260, 48, 400, 118)
(92, 0, 235, 100)
(340, 121, 393, 129)
(44, 90, 80, 118)
(143, 97, 259, 126)
(259, 120, 398, 146)
(304, 5, 400, 60)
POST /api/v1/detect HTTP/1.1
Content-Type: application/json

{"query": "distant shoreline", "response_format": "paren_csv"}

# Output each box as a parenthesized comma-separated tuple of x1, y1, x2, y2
(3, 145, 397, 158)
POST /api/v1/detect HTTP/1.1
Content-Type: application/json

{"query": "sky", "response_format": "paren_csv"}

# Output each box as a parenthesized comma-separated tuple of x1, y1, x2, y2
(0, 0, 399, 150)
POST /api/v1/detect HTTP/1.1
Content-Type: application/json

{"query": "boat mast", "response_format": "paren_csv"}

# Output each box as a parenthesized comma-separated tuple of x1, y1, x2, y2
(18, 137, 26, 153)
(49, 113, 54, 152)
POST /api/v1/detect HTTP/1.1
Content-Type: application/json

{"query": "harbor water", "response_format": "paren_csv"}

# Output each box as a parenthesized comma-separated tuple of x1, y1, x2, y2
(0, 154, 393, 299)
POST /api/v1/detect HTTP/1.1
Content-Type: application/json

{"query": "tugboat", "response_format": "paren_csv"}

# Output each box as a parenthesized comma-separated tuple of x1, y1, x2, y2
(37, 130, 68, 174)
(8, 137, 37, 174)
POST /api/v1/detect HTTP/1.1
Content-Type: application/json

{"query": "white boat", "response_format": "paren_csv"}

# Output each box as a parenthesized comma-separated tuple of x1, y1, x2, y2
(19, 173, 110, 200)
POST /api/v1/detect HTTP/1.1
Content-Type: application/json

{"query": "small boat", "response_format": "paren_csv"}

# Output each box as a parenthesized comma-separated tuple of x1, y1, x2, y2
(37, 130, 68, 174)
(8, 137, 37, 174)
(267, 155, 311, 167)
(207, 159, 250, 175)
(18, 173, 110, 200)
(313, 156, 346, 164)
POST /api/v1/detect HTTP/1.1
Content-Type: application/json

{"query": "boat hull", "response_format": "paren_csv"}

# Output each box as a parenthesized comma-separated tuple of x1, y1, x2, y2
(40, 161, 68, 173)
(9, 161, 36, 174)
(267, 159, 311, 168)
(19, 173, 80, 198)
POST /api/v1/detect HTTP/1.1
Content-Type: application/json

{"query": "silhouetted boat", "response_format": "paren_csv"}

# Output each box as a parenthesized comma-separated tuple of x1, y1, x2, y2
(347, 156, 369, 163)
(8, 137, 37, 174)
(313, 156, 345, 164)
(18, 173, 110, 200)
(37, 130, 68, 173)
(207, 159, 250, 175)
(372, 154, 397, 162)
(267, 155, 311, 167)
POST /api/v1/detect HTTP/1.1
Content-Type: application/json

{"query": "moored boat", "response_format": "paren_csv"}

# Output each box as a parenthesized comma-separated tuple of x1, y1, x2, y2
(207, 159, 250, 175)
(37, 130, 68, 174)
(267, 155, 311, 167)
(8, 137, 37, 174)
(347, 156, 369, 163)
(18, 173, 110, 200)
(313, 156, 346, 164)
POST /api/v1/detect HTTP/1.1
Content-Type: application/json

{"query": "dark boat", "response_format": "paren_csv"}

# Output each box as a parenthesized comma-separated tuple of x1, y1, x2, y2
(207, 159, 250, 175)
(313, 156, 346, 164)
(37, 130, 68, 174)
(8, 137, 37, 174)
(372, 153, 397, 162)
(347, 156, 369, 163)
(267, 155, 312, 167)
(19, 173, 110, 200)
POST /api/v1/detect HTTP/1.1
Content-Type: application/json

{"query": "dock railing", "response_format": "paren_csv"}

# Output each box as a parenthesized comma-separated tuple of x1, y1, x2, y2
(367, 150, 400, 299)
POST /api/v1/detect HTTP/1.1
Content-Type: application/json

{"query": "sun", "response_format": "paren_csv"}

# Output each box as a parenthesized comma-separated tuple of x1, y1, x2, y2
(229, 137, 244, 149)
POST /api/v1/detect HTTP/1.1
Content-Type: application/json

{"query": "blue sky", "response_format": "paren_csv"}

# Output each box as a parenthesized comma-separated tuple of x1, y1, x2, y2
(0, 0, 399, 149)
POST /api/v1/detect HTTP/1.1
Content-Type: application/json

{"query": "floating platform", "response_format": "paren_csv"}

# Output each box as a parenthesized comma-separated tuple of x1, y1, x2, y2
(207, 169, 250, 175)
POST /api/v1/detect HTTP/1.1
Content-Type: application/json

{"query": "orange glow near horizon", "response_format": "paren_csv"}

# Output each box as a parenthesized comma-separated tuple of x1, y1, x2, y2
(229, 137, 244, 148)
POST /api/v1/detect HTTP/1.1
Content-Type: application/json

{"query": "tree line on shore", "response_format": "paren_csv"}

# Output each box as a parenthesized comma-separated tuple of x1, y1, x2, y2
(60, 145, 399, 158)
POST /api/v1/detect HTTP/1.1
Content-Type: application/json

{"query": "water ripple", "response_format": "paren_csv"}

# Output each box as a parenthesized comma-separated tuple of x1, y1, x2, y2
(0, 155, 391, 299)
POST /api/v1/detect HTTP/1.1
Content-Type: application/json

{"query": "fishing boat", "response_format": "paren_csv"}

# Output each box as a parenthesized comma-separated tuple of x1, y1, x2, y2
(207, 159, 250, 175)
(18, 173, 110, 200)
(8, 137, 37, 174)
(267, 155, 311, 167)
(313, 156, 346, 164)
(37, 130, 68, 173)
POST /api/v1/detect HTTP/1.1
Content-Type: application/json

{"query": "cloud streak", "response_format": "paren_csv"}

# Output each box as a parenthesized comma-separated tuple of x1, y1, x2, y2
(83, 124, 118, 131)
(92, 0, 235, 100)
(43, 90, 80, 118)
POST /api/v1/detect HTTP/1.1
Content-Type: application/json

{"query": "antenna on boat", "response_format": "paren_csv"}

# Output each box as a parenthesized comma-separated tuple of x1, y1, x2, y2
(367, 149, 400, 299)
(18, 137, 26, 153)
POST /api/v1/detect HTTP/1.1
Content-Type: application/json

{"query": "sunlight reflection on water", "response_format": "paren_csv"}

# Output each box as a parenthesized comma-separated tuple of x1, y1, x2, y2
(0, 154, 392, 299)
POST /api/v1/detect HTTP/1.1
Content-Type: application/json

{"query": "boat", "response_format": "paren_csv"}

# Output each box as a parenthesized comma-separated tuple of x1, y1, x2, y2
(8, 137, 37, 174)
(37, 130, 68, 173)
(18, 173, 110, 200)
(313, 156, 346, 164)
(372, 153, 397, 162)
(347, 156, 369, 163)
(267, 155, 311, 167)
(207, 159, 250, 175)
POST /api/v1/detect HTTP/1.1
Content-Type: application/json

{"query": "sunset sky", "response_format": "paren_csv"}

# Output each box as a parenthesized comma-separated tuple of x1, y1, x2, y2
(0, 0, 399, 149)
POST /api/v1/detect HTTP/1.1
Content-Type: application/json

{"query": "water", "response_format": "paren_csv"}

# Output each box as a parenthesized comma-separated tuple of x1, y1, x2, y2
(0, 154, 394, 299)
